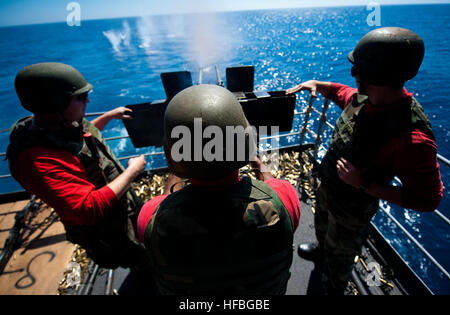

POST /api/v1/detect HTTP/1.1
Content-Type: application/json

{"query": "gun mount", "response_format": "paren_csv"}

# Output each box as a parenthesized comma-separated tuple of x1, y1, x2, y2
(122, 65, 296, 148)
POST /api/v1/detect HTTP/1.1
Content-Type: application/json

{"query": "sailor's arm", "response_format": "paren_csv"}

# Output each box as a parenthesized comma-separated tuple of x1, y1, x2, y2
(287, 81, 357, 110)
(343, 174, 441, 213)
(14, 147, 132, 226)
(107, 155, 146, 199)
(91, 106, 133, 131)
(250, 156, 301, 231)
(286, 80, 332, 98)
(337, 149, 443, 212)
(336, 157, 404, 206)
(394, 137, 443, 212)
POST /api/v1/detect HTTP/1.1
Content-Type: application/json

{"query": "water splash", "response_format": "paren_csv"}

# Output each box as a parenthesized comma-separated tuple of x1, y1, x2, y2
(102, 8, 240, 70)
(102, 21, 131, 54)
(136, 16, 155, 55)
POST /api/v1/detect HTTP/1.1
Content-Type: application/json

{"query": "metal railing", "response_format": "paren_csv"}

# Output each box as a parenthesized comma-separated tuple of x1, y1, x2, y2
(0, 96, 448, 282)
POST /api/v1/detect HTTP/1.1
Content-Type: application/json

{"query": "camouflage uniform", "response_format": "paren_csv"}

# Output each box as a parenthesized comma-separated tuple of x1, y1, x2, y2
(143, 176, 294, 295)
(314, 182, 378, 293)
(316, 93, 434, 294)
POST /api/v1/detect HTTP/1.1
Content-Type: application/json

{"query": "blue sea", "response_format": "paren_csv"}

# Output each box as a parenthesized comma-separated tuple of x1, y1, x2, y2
(0, 4, 448, 293)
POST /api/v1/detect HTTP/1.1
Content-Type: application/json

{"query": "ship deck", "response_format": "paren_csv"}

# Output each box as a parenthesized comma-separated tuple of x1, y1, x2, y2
(0, 147, 433, 295)
(59, 193, 326, 296)
(0, 199, 75, 295)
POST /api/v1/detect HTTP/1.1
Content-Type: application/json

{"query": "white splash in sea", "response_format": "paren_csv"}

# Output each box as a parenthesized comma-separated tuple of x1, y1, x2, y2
(102, 21, 131, 54)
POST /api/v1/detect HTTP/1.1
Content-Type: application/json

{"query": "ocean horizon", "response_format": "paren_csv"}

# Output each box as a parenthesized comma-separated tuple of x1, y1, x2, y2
(0, 3, 448, 293)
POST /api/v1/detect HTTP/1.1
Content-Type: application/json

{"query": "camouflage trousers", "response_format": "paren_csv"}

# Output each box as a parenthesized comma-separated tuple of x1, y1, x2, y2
(314, 182, 378, 294)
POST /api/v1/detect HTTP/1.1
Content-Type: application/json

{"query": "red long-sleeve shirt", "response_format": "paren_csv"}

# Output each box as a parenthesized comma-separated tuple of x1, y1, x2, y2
(137, 173, 301, 242)
(14, 146, 119, 226)
(324, 83, 443, 212)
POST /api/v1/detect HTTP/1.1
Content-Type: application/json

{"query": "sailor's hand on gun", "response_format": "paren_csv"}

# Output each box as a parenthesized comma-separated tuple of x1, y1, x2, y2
(107, 155, 145, 199)
(108, 106, 133, 120)
(91, 106, 133, 131)
(127, 155, 146, 179)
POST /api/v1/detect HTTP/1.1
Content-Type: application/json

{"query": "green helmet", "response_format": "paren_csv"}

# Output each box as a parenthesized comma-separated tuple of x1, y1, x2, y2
(348, 27, 425, 87)
(15, 62, 93, 114)
(164, 84, 256, 180)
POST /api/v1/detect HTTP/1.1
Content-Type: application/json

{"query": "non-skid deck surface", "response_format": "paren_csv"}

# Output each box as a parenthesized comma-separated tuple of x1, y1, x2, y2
(0, 199, 75, 295)
(286, 197, 324, 295)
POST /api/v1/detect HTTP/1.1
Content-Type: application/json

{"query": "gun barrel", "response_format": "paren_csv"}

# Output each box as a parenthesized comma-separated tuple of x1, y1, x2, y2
(215, 65, 224, 87)
(198, 68, 203, 84)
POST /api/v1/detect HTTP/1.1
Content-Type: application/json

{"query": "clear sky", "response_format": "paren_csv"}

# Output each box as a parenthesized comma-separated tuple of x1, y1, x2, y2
(0, 0, 448, 27)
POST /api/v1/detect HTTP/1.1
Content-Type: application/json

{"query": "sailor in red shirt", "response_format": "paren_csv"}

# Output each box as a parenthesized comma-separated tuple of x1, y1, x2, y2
(287, 27, 443, 294)
(15, 145, 123, 227)
(322, 82, 442, 212)
(7, 62, 149, 270)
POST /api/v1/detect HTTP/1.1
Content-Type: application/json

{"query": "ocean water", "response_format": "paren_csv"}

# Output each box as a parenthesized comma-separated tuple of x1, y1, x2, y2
(0, 4, 448, 293)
